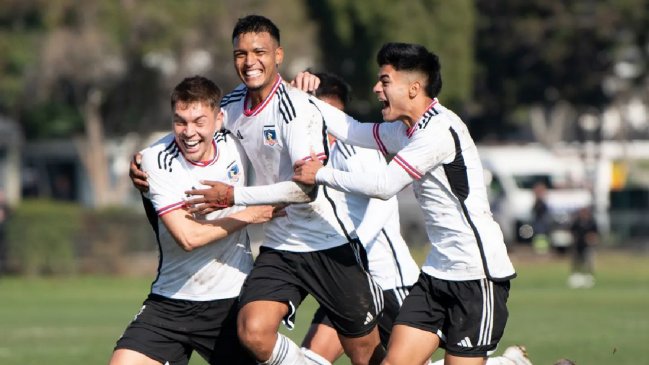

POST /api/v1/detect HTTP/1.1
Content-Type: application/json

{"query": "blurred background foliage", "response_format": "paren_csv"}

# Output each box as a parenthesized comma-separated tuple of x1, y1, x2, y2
(5, 199, 152, 275)
(0, 0, 645, 141)
(1, 0, 649, 275)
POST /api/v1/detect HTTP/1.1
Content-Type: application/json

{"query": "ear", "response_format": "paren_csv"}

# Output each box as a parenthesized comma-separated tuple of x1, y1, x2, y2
(275, 46, 284, 66)
(409, 80, 421, 99)
(215, 109, 224, 130)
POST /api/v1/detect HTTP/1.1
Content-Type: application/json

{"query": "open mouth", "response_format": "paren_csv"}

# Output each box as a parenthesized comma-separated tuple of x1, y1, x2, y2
(244, 69, 262, 79)
(183, 140, 200, 152)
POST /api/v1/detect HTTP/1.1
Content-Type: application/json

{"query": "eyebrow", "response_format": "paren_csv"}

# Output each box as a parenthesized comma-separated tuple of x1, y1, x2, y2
(173, 113, 207, 123)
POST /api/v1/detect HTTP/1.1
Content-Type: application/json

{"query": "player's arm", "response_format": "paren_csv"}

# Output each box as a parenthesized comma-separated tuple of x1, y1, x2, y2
(356, 190, 401, 244)
(295, 125, 455, 200)
(160, 205, 277, 252)
(341, 149, 401, 244)
(317, 158, 412, 200)
(141, 148, 278, 251)
(310, 97, 379, 148)
(183, 179, 314, 215)
(186, 96, 328, 210)
(231, 100, 328, 206)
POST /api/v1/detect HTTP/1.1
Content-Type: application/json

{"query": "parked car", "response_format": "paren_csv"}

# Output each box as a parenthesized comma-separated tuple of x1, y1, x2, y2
(479, 145, 592, 249)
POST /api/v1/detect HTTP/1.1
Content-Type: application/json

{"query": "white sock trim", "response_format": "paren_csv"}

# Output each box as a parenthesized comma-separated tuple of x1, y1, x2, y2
(301, 347, 333, 365)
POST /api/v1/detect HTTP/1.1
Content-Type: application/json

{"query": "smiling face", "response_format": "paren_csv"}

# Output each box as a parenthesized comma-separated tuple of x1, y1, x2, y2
(372, 64, 415, 123)
(233, 31, 283, 98)
(172, 101, 222, 162)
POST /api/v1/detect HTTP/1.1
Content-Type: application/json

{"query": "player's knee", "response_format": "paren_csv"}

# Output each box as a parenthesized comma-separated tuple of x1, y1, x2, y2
(237, 313, 274, 352)
(343, 337, 385, 365)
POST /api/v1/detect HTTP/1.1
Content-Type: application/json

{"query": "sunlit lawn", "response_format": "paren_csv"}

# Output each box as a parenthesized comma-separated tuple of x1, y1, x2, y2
(0, 249, 647, 365)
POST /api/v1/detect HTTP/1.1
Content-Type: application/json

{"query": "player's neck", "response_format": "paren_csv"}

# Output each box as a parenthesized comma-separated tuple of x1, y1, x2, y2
(401, 97, 435, 128)
(247, 74, 280, 109)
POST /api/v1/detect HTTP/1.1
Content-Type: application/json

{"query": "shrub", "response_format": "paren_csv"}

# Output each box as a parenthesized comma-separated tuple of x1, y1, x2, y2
(6, 199, 82, 275)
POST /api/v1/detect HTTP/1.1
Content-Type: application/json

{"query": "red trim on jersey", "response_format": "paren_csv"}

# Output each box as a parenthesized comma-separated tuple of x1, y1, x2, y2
(177, 139, 219, 167)
(157, 201, 186, 216)
(406, 98, 439, 138)
(243, 75, 282, 117)
(301, 152, 327, 162)
(373, 123, 389, 156)
(394, 154, 422, 179)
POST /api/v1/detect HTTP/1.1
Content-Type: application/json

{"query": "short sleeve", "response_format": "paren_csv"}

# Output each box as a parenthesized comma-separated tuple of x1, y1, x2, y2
(141, 147, 188, 216)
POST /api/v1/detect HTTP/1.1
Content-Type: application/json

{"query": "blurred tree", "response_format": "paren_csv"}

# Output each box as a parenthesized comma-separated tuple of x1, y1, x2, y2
(471, 0, 649, 143)
(0, 0, 317, 207)
(306, 0, 475, 119)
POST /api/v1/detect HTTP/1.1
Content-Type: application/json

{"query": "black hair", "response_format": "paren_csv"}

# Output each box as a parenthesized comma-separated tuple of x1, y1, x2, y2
(313, 72, 352, 108)
(170, 76, 222, 110)
(376, 42, 442, 97)
(232, 15, 280, 45)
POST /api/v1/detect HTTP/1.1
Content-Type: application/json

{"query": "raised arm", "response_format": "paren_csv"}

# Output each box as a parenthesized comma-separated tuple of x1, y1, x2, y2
(310, 97, 380, 149)
(315, 161, 413, 200)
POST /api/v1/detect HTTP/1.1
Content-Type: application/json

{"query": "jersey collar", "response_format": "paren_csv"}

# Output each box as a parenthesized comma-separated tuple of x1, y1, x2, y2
(179, 139, 219, 167)
(243, 74, 282, 117)
(406, 98, 439, 138)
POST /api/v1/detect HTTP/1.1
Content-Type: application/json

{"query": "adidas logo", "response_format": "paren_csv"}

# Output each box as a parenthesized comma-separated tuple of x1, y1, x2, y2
(236, 130, 244, 139)
(457, 337, 473, 347)
(363, 312, 374, 325)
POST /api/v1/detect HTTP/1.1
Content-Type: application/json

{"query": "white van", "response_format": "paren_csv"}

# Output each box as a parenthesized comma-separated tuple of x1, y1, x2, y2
(478, 144, 592, 248)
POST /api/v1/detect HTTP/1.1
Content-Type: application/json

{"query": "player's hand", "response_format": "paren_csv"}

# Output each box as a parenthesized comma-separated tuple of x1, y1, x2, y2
(242, 204, 287, 224)
(290, 71, 320, 94)
(293, 151, 323, 185)
(185, 180, 234, 214)
(129, 153, 149, 193)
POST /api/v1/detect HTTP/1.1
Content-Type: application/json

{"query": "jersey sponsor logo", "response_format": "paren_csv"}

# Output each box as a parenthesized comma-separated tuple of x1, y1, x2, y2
(263, 126, 278, 146)
(227, 162, 242, 182)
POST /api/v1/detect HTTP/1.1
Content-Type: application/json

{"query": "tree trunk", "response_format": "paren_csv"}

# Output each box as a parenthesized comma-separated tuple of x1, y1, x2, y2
(77, 88, 111, 207)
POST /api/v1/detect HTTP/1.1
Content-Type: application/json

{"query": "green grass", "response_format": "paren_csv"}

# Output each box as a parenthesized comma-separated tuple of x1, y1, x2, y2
(1, 251, 647, 365)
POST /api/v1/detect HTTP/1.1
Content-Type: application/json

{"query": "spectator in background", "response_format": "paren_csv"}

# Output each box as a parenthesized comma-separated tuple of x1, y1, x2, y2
(568, 206, 598, 289)
(531, 182, 551, 254)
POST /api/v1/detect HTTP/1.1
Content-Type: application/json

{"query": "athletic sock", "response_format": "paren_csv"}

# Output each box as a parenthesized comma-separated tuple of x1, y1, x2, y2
(301, 347, 333, 365)
(258, 333, 308, 365)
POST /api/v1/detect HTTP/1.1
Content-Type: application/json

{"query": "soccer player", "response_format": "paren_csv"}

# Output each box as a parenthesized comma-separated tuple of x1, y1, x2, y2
(110, 76, 279, 365)
(184, 16, 385, 365)
(299, 72, 420, 364)
(292, 43, 517, 365)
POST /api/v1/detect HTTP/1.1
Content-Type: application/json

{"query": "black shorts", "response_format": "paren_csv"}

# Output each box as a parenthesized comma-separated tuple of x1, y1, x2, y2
(394, 273, 510, 357)
(310, 286, 411, 348)
(238, 242, 383, 337)
(114, 294, 254, 365)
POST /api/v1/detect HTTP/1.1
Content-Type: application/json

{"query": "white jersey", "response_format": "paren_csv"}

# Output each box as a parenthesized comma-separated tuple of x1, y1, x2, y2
(140, 131, 253, 301)
(313, 98, 516, 281)
(328, 140, 420, 291)
(220, 75, 349, 252)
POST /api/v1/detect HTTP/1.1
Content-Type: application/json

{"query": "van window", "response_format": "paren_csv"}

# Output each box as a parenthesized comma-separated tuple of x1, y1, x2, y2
(513, 174, 553, 190)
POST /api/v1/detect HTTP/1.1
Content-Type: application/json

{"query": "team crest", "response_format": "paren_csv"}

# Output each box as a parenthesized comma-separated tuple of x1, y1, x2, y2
(227, 162, 241, 182)
(263, 126, 277, 146)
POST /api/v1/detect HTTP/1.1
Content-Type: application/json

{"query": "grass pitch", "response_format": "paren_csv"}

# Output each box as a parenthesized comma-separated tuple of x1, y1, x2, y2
(0, 249, 647, 365)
